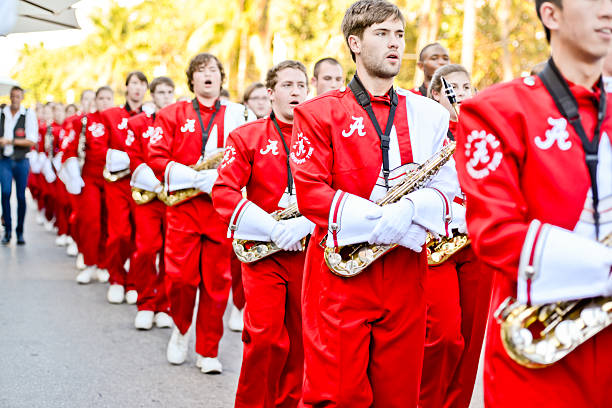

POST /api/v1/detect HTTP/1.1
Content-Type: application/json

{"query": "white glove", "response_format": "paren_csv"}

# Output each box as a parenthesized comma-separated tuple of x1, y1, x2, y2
(397, 224, 428, 252)
(367, 198, 415, 245)
(65, 175, 85, 195)
(270, 216, 312, 251)
(42, 157, 57, 183)
(193, 169, 218, 194)
(449, 202, 467, 234)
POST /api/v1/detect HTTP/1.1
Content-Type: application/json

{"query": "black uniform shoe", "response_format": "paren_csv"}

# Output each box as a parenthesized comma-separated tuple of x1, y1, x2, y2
(1, 234, 10, 246)
(17, 235, 25, 245)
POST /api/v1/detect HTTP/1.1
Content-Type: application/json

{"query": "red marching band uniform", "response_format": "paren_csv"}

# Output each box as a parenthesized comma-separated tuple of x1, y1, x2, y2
(290, 84, 458, 407)
(419, 119, 493, 408)
(455, 70, 612, 407)
(212, 113, 312, 407)
(100, 104, 141, 293)
(148, 98, 254, 362)
(125, 110, 170, 315)
(61, 110, 109, 273)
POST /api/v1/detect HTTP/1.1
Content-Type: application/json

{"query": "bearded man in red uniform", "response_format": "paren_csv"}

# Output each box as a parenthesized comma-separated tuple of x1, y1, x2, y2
(126, 76, 175, 330)
(290, 1, 458, 406)
(212, 60, 312, 407)
(61, 86, 114, 284)
(149, 53, 255, 374)
(455, 1, 612, 407)
(101, 71, 148, 305)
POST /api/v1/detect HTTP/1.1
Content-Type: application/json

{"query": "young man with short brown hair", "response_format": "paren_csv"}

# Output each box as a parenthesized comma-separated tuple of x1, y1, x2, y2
(291, 1, 457, 406)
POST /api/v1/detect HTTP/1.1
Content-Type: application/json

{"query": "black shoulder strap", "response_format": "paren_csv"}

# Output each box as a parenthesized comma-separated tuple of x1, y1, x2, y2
(538, 58, 606, 238)
(270, 111, 293, 197)
(348, 75, 398, 190)
(0, 112, 4, 136)
(192, 98, 221, 159)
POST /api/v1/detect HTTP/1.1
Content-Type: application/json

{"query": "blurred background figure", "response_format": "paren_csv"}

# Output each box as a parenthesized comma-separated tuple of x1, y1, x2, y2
(311, 57, 344, 96)
(242, 82, 271, 119)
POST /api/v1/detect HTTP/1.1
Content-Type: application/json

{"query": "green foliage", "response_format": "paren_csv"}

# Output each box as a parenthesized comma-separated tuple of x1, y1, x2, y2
(10, 0, 549, 105)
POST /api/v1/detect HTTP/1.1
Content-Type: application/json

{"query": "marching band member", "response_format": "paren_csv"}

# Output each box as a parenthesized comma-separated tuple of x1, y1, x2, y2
(311, 57, 345, 96)
(37, 103, 56, 232)
(63, 90, 96, 259)
(50, 103, 71, 246)
(412, 42, 450, 97)
(100, 71, 148, 304)
(61, 86, 114, 284)
(125, 77, 175, 330)
(212, 60, 312, 407)
(419, 64, 492, 408)
(148, 53, 255, 374)
(455, 1, 612, 406)
(290, 1, 457, 406)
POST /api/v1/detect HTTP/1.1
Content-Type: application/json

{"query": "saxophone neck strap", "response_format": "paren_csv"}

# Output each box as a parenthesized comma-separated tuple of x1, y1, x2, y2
(270, 111, 293, 197)
(538, 57, 606, 238)
(192, 98, 221, 159)
(348, 74, 398, 190)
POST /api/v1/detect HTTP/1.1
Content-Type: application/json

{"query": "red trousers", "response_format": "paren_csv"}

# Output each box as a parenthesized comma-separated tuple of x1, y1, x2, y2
(301, 239, 427, 408)
(132, 199, 169, 313)
(54, 180, 71, 236)
(78, 176, 107, 268)
(235, 251, 304, 408)
(28, 173, 41, 204)
(41, 179, 55, 222)
(419, 247, 492, 408)
(104, 178, 136, 288)
(164, 208, 231, 357)
(484, 273, 612, 408)
(231, 255, 246, 310)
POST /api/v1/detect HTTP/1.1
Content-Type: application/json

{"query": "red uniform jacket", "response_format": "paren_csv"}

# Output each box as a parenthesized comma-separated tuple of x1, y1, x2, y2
(61, 112, 108, 179)
(290, 86, 457, 251)
(149, 99, 254, 233)
(100, 105, 141, 152)
(126, 111, 156, 173)
(455, 76, 612, 284)
(213, 116, 294, 222)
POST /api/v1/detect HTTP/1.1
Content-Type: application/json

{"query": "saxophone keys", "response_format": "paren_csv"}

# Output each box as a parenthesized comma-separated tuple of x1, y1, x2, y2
(554, 320, 582, 348)
(327, 251, 342, 267)
(358, 248, 374, 263)
(580, 306, 607, 327)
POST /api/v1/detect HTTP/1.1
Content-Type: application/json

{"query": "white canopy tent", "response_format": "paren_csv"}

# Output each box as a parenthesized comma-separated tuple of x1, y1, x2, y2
(0, 77, 20, 96)
(1, 0, 81, 35)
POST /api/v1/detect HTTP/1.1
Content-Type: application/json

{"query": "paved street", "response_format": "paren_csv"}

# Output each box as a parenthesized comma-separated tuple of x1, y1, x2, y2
(0, 193, 483, 408)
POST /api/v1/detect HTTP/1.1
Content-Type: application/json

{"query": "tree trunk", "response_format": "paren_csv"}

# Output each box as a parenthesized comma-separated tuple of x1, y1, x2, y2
(461, 0, 476, 74)
(498, 0, 513, 81)
(413, 0, 441, 86)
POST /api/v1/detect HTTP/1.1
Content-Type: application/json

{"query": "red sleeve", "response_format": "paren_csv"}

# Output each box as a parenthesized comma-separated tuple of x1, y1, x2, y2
(289, 103, 337, 228)
(455, 89, 529, 281)
(211, 129, 253, 223)
(60, 117, 78, 162)
(126, 117, 145, 172)
(148, 106, 176, 179)
(99, 109, 112, 149)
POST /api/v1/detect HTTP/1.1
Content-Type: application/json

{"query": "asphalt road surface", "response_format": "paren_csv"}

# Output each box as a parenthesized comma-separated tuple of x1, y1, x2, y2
(0, 193, 484, 408)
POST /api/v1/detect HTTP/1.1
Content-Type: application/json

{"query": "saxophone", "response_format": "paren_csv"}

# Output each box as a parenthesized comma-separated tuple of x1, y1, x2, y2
(323, 142, 456, 278)
(426, 232, 470, 266)
(494, 232, 612, 368)
(157, 149, 225, 206)
(132, 188, 158, 205)
(232, 202, 304, 263)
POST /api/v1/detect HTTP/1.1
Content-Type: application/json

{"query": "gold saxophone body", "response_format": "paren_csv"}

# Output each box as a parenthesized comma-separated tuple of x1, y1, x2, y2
(103, 167, 130, 182)
(323, 142, 456, 278)
(131, 187, 158, 205)
(495, 233, 612, 368)
(426, 232, 471, 266)
(233, 202, 304, 263)
(157, 149, 225, 206)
